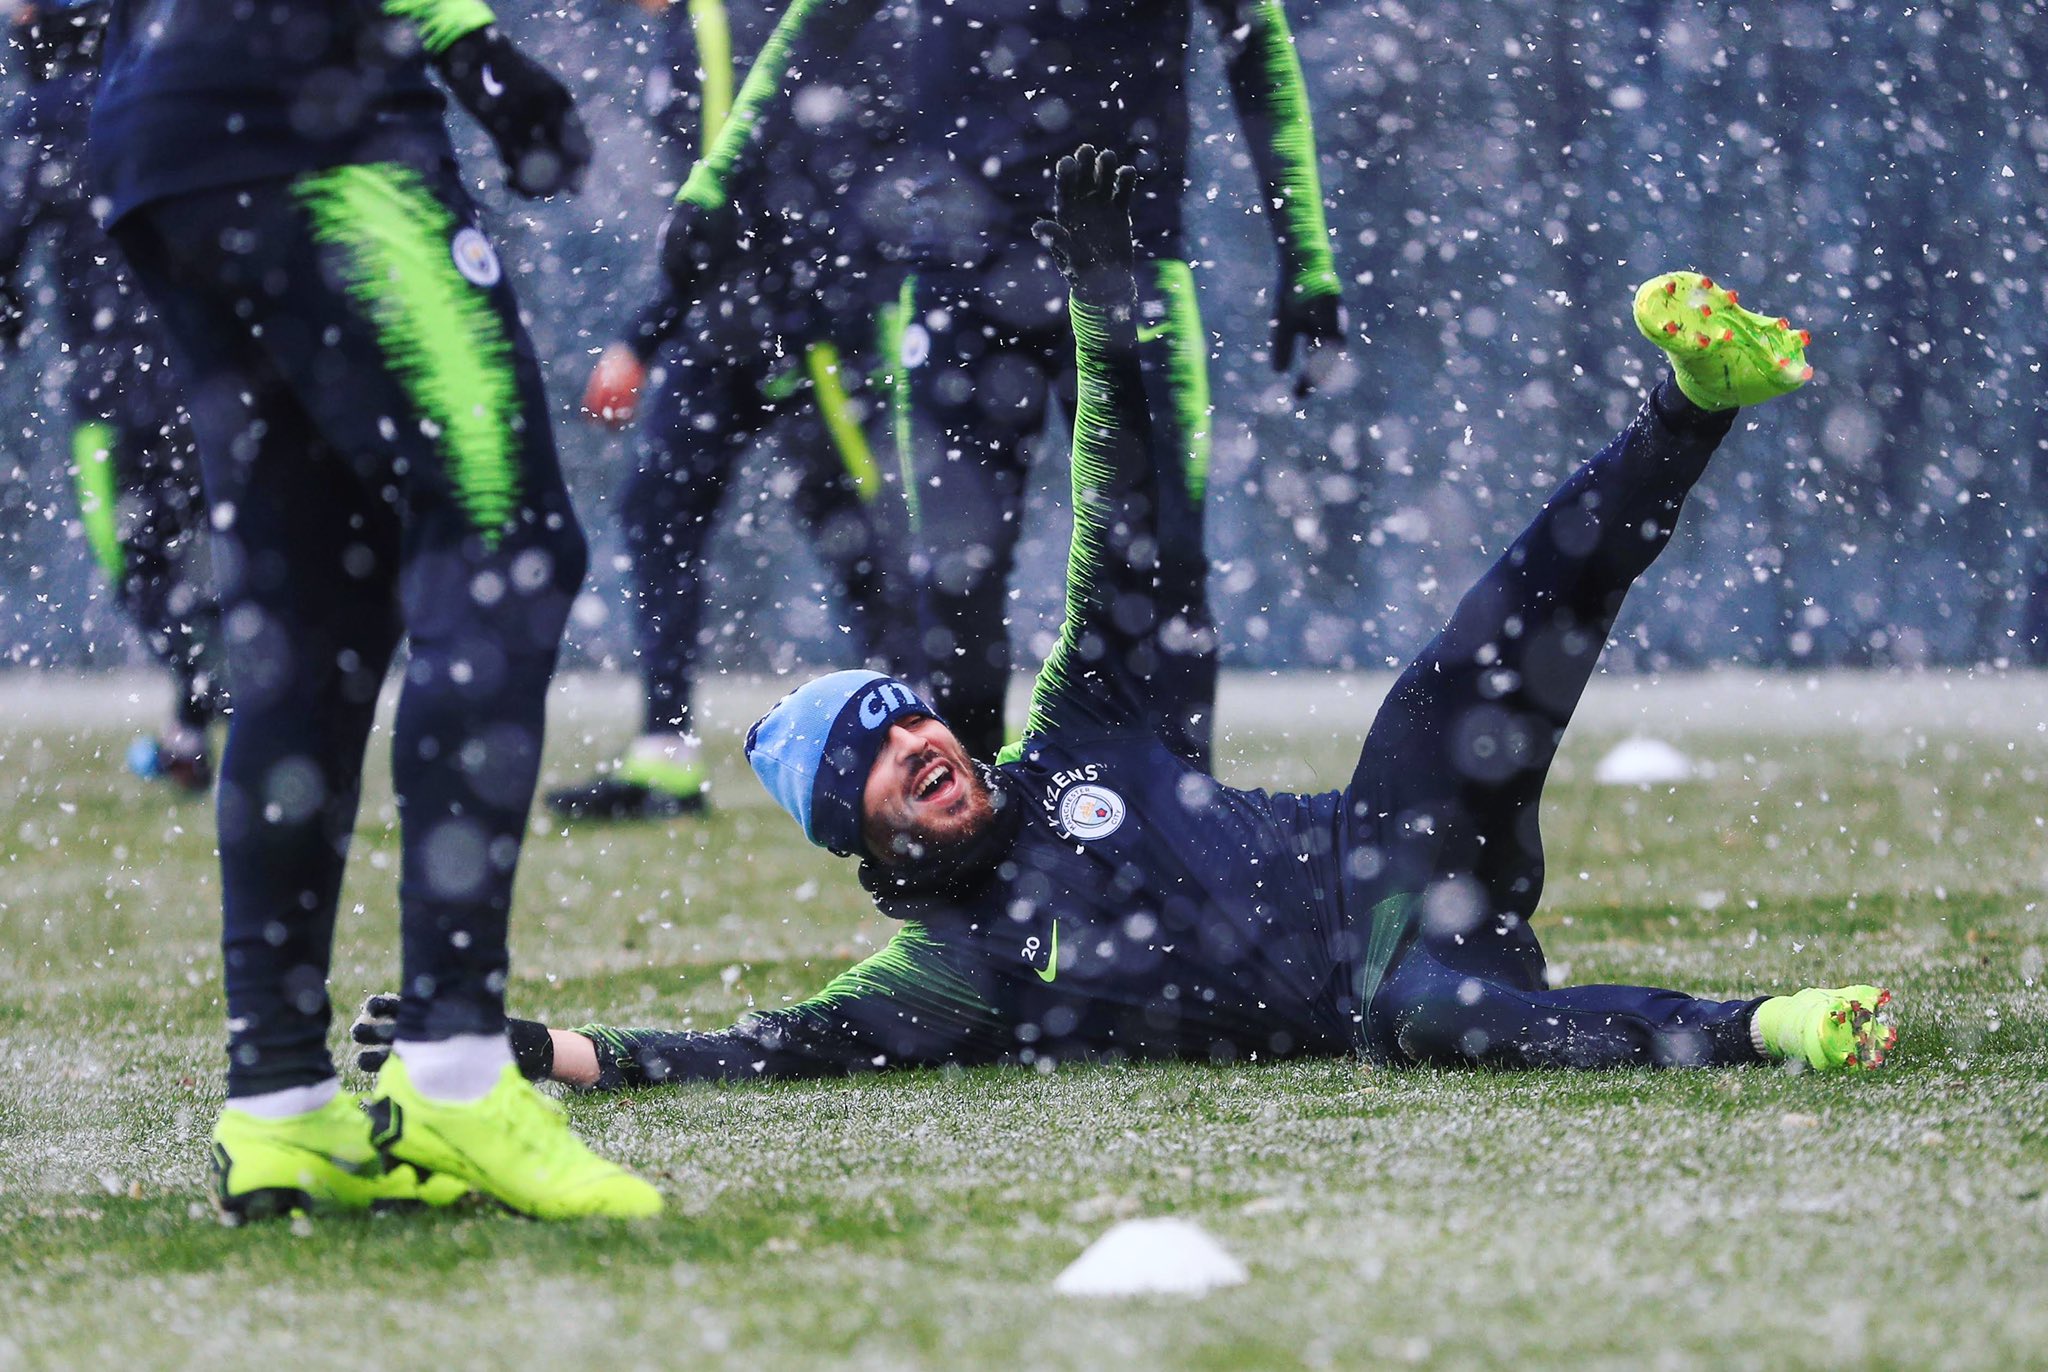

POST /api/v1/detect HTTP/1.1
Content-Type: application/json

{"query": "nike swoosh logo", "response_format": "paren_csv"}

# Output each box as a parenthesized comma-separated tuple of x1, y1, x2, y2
(1035, 921, 1059, 983)
(481, 64, 505, 99)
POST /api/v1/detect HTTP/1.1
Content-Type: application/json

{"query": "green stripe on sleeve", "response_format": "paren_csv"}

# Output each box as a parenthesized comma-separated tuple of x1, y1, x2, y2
(381, 0, 494, 55)
(1250, 0, 1339, 298)
(803, 923, 993, 1021)
(296, 164, 522, 545)
(1017, 297, 1122, 743)
(679, 0, 838, 208)
(70, 421, 122, 582)
(688, 0, 736, 155)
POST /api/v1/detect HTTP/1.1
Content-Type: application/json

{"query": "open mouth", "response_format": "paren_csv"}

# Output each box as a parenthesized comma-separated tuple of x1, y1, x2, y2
(911, 756, 958, 806)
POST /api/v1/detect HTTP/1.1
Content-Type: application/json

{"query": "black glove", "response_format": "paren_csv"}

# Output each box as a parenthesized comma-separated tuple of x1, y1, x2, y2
(0, 284, 26, 351)
(1273, 282, 1346, 397)
(434, 27, 591, 199)
(348, 992, 556, 1081)
(1031, 144, 1138, 309)
(349, 993, 399, 1074)
(657, 195, 748, 301)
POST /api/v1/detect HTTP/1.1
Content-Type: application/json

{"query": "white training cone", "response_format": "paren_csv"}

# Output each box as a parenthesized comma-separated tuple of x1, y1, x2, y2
(1594, 735, 1694, 786)
(1052, 1218, 1249, 1297)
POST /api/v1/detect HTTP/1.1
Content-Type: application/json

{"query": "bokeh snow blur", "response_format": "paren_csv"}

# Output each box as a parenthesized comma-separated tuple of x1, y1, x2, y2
(3, 0, 2043, 678)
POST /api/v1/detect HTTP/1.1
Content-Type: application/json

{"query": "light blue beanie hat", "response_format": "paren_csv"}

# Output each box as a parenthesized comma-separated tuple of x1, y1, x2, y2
(744, 670, 940, 856)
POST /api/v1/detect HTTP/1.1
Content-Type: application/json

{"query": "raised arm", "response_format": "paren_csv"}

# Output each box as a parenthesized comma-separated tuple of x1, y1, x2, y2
(658, 0, 881, 290)
(578, 0, 728, 422)
(1007, 148, 1175, 751)
(672, 0, 878, 210)
(1205, 0, 1344, 388)
(383, 0, 591, 198)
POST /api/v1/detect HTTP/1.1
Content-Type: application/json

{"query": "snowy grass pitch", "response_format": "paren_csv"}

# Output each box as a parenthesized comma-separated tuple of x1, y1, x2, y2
(3, 670, 2045, 1370)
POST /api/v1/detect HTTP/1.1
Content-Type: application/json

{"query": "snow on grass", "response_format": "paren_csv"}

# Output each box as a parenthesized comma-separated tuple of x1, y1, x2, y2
(2, 670, 2046, 1368)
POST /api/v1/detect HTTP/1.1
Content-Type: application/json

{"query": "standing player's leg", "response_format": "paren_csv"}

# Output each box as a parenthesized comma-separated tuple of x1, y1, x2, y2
(117, 205, 447, 1214)
(1134, 259, 1219, 768)
(127, 164, 658, 1217)
(284, 163, 654, 1215)
(1341, 274, 1881, 1070)
(115, 408, 223, 788)
(67, 352, 222, 789)
(786, 337, 903, 669)
(545, 348, 767, 820)
(902, 272, 1059, 758)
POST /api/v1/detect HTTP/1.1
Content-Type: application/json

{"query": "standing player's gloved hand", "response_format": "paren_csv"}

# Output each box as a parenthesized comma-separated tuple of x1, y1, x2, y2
(349, 993, 399, 1074)
(1031, 144, 1138, 309)
(434, 26, 591, 198)
(1273, 281, 1346, 397)
(581, 342, 646, 429)
(657, 196, 747, 301)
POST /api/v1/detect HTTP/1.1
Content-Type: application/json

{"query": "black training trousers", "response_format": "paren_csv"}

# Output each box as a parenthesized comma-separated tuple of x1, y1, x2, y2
(1335, 386, 1763, 1069)
(115, 160, 588, 1094)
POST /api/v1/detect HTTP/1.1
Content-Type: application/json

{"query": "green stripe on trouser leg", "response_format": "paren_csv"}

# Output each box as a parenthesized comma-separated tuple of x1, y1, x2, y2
(294, 164, 521, 546)
(1146, 260, 1213, 503)
(880, 276, 919, 529)
(71, 421, 123, 582)
(804, 341, 881, 504)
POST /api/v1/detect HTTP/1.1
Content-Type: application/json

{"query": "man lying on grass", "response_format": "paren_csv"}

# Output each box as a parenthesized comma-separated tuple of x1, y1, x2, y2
(361, 148, 1896, 1092)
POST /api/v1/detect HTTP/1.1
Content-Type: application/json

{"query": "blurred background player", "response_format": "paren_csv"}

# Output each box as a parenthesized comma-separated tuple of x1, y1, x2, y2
(663, 0, 1347, 764)
(89, 0, 658, 1216)
(547, 0, 914, 821)
(0, 0, 222, 791)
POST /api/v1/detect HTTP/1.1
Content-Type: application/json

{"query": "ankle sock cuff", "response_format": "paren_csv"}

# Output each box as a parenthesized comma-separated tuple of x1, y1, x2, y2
(393, 1033, 514, 1102)
(1652, 375, 1737, 433)
(228, 1077, 340, 1119)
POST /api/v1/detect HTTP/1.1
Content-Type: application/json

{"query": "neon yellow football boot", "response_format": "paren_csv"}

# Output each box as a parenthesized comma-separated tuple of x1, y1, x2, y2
(210, 1091, 471, 1220)
(1635, 270, 1814, 410)
(365, 1058, 663, 1220)
(545, 745, 707, 821)
(1753, 985, 1897, 1071)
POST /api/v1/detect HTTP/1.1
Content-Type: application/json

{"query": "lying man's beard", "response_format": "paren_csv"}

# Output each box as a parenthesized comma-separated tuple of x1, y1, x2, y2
(860, 763, 1023, 895)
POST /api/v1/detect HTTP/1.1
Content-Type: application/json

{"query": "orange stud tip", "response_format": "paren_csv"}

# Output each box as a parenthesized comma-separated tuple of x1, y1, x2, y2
(1778, 317, 1792, 329)
(1665, 280, 1678, 295)
(1700, 304, 1714, 318)
(1800, 365, 1814, 381)
(1699, 276, 1714, 289)
(1721, 329, 1734, 342)
(1664, 321, 1681, 335)
(1876, 989, 1893, 1008)
(1726, 289, 1739, 303)
(1695, 334, 1712, 348)
(1845, 1054, 1859, 1068)
(1798, 330, 1812, 346)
